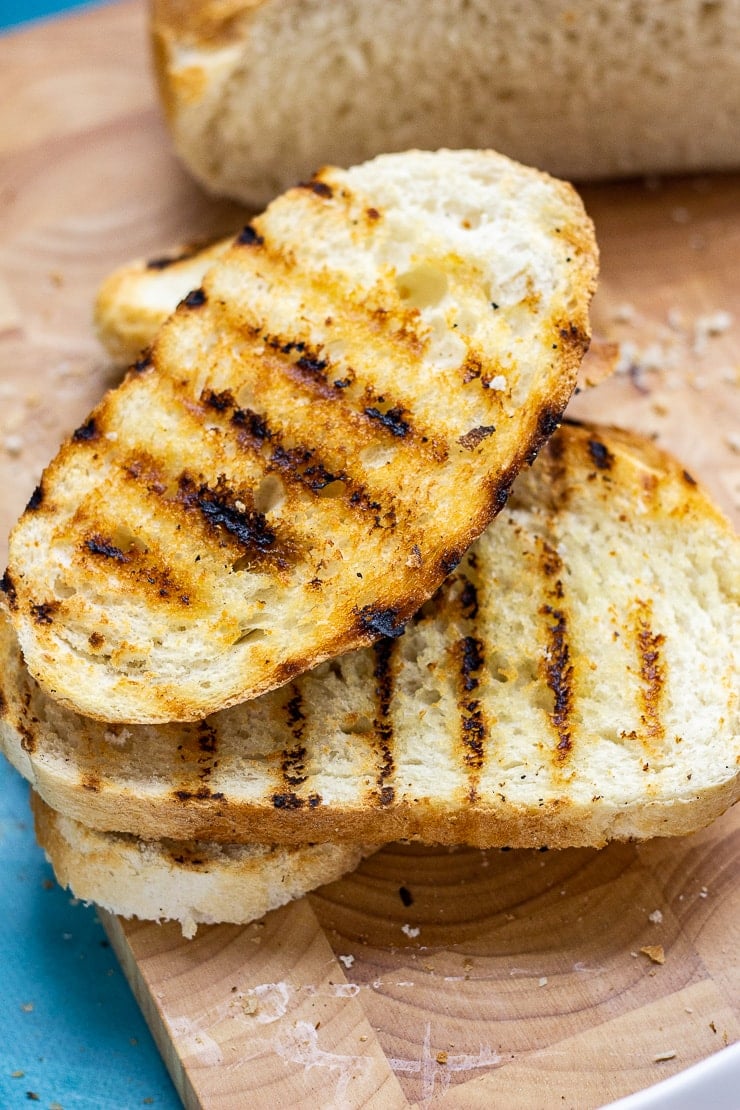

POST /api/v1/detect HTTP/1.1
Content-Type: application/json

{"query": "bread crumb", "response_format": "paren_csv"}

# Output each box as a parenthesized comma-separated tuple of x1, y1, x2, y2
(338, 954, 355, 969)
(11, 1071, 24, 1078)
(653, 1050, 677, 1062)
(401, 924, 420, 938)
(436, 1050, 448, 1065)
(612, 303, 636, 324)
(3, 434, 23, 456)
(693, 310, 733, 354)
(20, 1002, 34, 1012)
(242, 996, 258, 1015)
(640, 945, 665, 964)
(648, 909, 663, 924)
(699, 886, 709, 898)
(538, 976, 548, 987)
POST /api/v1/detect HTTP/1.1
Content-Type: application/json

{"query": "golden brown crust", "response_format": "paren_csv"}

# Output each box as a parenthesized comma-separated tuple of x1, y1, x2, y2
(151, 0, 261, 47)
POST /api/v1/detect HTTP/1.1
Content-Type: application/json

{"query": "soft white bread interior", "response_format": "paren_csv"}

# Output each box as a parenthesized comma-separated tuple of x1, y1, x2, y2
(32, 792, 373, 938)
(4, 148, 596, 724)
(3, 423, 737, 850)
(151, 0, 740, 207)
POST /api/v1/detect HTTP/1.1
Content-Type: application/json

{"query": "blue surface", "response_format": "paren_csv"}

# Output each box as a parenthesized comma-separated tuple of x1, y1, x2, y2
(1, 4, 184, 1104)
(0, 1, 111, 32)
(0, 758, 182, 1109)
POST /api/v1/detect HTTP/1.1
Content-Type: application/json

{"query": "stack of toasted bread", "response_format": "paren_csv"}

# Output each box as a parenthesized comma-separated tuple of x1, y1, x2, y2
(1, 150, 737, 937)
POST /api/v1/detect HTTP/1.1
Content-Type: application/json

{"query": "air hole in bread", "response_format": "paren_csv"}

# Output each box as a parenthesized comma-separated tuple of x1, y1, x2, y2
(254, 474, 285, 514)
(236, 382, 257, 409)
(110, 524, 147, 554)
(234, 627, 267, 645)
(395, 265, 448, 309)
(341, 715, 373, 735)
(53, 577, 76, 599)
(359, 443, 395, 470)
(316, 479, 346, 499)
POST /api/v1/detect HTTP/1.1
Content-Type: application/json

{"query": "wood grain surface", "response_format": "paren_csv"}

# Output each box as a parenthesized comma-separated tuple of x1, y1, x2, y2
(1, 4, 738, 1108)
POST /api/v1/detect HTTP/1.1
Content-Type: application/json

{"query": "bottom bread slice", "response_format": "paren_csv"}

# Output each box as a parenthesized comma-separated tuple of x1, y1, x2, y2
(32, 792, 373, 938)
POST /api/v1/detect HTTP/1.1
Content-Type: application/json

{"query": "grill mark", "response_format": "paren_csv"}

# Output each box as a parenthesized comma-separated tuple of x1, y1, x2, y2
(452, 561, 489, 803)
(633, 599, 667, 755)
(178, 475, 276, 551)
(26, 485, 44, 512)
(79, 527, 193, 607)
(541, 603, 573, 758)
(363, 406, 410, 438)
(0, 570, 17, 610)
(172, 785, 226, 803)
(129, 351, 153, 377)
(456, 635, 487, 800)
(279, 687, 309, 790)
(173, 472, 296, 573)
(357, 605, 406, 639)
(183, 379, 404, 528)
(536, 538, 575, 764)
(371, 639, 396, 806)
(261, 338, 339, 401)
(181, 287, 207, 308)
(30, 601, 58, 626)
(193, 721, 219, 783)
(587, 438, 614, 470)
(85, 536, 127, 561)
(72, 417, 99, 443)
(236, 223, 264, 246)
(297, 178, 333, 199)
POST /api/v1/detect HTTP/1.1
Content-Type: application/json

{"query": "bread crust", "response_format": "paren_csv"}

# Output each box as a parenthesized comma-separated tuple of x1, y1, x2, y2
(32, 792, 373, 936)
(6, 149, 597, 724)
(3, 423, 737, 850)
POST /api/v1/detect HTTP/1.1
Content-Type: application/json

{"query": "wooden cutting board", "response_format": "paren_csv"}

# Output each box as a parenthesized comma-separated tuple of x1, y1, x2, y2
(1, 4, 738, 1107)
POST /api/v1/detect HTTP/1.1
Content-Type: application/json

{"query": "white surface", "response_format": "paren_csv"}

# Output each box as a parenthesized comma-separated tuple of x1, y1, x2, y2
(604, 1042, 740, 1109)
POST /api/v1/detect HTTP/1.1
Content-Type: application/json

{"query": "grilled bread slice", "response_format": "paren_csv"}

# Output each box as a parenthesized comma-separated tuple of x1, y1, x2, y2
(3, 423, 737, 849)
(32, 793, 373, 938)
(3, 149, 597, 724)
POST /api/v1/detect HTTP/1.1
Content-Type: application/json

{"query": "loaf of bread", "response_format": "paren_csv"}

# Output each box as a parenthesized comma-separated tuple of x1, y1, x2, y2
(4, 148, 596, 724)
(3, 422, 737, 850)
(151, 0, 740, 207)
(32, 793, 373, 938)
